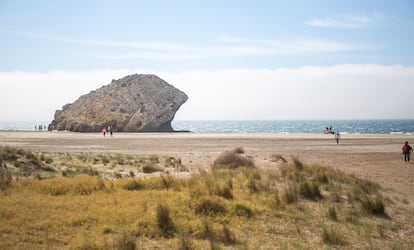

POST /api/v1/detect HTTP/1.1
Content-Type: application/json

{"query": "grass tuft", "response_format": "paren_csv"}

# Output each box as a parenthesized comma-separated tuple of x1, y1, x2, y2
(143, 165, 161, 173)
(292, 157, 304, 170)
(221, 224, 236, 245)
(0, 166, 12, 192)
(280, 185, 298, 204)
(178, 231, 194, 250)
(157, 203, 176, 237)
(123, 179, 144, 191)
(194, 197, 227, 216)
(232, 203, 253, 218)
(360, 195, 387, 216)
(298, 181, 323, 200)
(328, 206, 338, 221)
(322, 226, 347, 245)
(113, 233, 137, 250)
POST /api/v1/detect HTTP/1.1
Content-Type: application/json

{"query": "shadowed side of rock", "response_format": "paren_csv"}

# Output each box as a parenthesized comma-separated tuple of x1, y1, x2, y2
(48, 74, 188, 132)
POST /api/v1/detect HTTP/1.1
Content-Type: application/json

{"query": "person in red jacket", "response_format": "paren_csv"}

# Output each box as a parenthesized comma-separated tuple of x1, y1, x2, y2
(402, 141, 413, 163)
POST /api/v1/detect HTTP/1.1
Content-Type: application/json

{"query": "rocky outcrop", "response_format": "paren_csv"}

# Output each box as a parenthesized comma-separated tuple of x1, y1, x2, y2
(48, 74, 188, 132)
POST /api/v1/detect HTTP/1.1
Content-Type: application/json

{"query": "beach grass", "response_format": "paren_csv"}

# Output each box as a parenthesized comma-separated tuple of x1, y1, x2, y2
(0, 147, 414, 249)
(0, 146, 187, 180)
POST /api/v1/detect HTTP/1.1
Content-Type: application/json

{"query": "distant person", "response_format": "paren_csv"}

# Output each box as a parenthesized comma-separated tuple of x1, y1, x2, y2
(335, 131, 341, 144)
(102, 127, 107, 137)
(109, 125, 113, 136)
(402, 141, 413, 163)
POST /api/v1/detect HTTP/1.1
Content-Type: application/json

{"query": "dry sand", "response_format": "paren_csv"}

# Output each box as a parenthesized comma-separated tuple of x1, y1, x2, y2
(1, 131, 414, 201)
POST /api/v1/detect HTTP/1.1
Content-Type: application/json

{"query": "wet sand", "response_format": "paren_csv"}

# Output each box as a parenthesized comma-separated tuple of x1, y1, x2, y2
(1, 131, 414, 200)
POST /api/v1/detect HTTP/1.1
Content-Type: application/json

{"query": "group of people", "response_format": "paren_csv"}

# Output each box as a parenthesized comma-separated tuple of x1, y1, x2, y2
(102, 125, 113, 137)
(324, 126, 341, 144)
(34, 124, 47, 131)
(324, 126, 335, 134)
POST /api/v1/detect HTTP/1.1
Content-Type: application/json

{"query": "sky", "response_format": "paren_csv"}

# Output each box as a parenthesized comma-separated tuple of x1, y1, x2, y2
(1, 0, 414, 121)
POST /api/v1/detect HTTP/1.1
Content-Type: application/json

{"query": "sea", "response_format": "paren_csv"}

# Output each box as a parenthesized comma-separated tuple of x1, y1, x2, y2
(1, 120, 413, 134)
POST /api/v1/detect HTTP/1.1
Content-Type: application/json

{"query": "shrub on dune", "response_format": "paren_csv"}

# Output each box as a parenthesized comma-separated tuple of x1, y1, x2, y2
(213, 148, 255, 169)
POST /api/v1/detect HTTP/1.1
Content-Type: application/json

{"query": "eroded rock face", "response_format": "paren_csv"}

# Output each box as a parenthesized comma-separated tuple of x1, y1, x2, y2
(48, 74, 188, 132)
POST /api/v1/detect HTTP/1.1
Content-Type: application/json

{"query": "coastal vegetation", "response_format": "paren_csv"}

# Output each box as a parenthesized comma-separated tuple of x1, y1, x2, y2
(1, 146, 414, 249)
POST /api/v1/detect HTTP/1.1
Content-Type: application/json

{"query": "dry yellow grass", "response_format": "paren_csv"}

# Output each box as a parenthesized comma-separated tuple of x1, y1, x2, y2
(1, 149, 414, 249)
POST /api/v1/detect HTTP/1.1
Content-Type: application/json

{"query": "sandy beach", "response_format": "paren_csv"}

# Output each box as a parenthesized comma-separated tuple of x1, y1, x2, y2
(1, 131, 414, 200)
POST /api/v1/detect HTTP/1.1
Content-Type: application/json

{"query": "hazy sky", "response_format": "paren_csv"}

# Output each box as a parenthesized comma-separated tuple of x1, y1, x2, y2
(1, 0, 414, 121)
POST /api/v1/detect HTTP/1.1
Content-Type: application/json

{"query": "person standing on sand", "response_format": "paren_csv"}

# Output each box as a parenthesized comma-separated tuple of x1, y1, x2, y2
(102, 127, 107, 137)
(109, 125, 113, 137)
(402, 141, 413, 163)
(335, 131, 340, 144)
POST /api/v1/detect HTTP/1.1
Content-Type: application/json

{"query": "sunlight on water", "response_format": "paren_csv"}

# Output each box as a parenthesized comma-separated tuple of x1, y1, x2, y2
(1, 120, 413, 134)
(172, 120, 414, 134)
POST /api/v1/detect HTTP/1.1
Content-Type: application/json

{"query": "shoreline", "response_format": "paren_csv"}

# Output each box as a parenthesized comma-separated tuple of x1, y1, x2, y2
(1, 131, 414, 201)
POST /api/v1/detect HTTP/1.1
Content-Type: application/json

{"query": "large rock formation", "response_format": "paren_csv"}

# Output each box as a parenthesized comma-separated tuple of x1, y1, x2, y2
(49, 74, 188, 132)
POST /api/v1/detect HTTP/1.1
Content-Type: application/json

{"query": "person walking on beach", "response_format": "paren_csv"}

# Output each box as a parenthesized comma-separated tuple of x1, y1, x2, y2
(402, 141, 413, 163)
(109, 125, 113, 137)
(335, 131, 341, 144)
(102, 127, 107, 137)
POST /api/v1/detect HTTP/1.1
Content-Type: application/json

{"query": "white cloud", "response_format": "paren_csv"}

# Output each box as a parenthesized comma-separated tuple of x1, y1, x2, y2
(305, 12, 383, 28)
(1, 65, 413, 122)
(13, 31, 185, 50)
(99, 38, 367, 60)
(10, 31, 371, 60)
